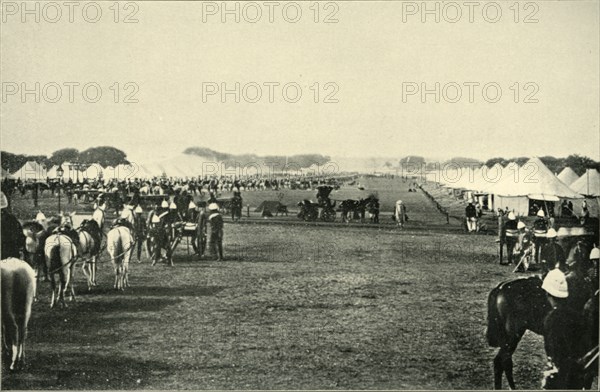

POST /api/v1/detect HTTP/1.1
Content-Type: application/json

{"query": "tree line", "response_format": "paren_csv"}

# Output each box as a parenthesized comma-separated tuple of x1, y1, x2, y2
(184, 147, 330, 169)
(1, 147, 129, 174)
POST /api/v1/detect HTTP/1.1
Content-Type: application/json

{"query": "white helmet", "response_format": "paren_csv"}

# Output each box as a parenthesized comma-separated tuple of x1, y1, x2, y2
(169, 202, 177, 210)
(546, 228, 557, 238)
(208, 203, 219, 211)
(134, 206, 143, 214)
(188, 201, 197, 210)
(537, 209, 545, 217)
(517, 221, 526, 230)
(161, 200, 169, 208)
(590, 247, 600, 260)
(542, 268, 568, 298)
(507, 212, 516, 220)
(0, 192, 7, 209)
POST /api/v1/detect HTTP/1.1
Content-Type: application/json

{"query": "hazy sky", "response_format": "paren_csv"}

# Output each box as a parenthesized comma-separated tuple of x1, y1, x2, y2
(1, 1, 599, 165)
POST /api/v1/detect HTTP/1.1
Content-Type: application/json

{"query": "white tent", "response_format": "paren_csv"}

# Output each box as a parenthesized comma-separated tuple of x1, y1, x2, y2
(11, 161, 46, 180)
(488, 157, 583, 216)
(569, 169, 600, 197)
(46, 165, 59, 179)
(557, 167, 579, 186)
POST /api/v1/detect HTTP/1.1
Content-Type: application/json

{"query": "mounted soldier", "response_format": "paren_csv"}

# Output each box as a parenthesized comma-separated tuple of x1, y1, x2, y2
(1, 191, 25, 260)
(539, 228, 565, 275)
(541, 269, 587, 389)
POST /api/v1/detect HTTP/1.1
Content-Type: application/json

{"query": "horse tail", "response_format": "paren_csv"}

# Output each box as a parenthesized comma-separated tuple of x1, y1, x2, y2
(486, 284, 504, 347)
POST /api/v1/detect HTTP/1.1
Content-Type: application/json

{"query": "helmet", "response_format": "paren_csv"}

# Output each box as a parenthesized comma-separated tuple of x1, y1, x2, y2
(546, 228, 557, 238)
(507, 212, 516, 220)
(35, 211, 47, 222)
(0, 192, 7, 209)
(590, 247, 600, 260)
(537, 210, 545, 217)
(134, 206, 143, 214)
(542, 268, 568, 298)
(151, 214, 160, 223)
(169, 202, 177, 210)
(517, 221, 526, 230)
(188, 201, 197, 210)
(208, 203, 219, 211)
(161, 200, 169, 208)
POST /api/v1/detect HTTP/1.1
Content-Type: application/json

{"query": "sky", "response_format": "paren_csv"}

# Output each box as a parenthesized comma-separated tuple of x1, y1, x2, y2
(1, 0, 599, 166)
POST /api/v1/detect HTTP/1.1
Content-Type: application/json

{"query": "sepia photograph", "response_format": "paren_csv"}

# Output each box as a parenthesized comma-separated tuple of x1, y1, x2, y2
(1, 0, 599, 389)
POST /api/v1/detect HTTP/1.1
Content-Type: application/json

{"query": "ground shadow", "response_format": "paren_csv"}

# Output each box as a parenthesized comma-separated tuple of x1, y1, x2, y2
(2, 351, 173, 390)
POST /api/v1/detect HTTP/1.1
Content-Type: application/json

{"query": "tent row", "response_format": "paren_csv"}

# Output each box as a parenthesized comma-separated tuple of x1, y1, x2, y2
(7, 155, 337, 182)
(424, 158, 600, 217)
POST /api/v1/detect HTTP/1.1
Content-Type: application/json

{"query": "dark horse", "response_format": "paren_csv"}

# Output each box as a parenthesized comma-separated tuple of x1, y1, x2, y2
(338, 199, 366, 223)
(487, 243, 595, 389)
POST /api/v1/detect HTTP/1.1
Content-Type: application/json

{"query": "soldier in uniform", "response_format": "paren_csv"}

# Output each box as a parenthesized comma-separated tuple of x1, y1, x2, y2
(207, 203, 224, 261)
(533, 209, 549, 263)
(539, 228, 565, 275)
(0, 191, 25, 259)
(565, 252, 593, 314)
(541, 268, 586, 389)
(502, 212, 519, 265)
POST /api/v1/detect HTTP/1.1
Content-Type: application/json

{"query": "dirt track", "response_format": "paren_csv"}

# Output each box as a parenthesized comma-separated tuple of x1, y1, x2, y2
(2, 177, 552, 389)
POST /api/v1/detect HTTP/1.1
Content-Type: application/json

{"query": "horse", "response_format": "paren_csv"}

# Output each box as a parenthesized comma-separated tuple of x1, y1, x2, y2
(338, 199, 364, 223)
(365, 196, 380, 223)
(1, 258, 36, 371)
(487, 276, 550, 389)
(106, 224, 134, 290)
(487, 251, 595, 391)
(44, 233, 78, 308)
(77, 219, 104, 290)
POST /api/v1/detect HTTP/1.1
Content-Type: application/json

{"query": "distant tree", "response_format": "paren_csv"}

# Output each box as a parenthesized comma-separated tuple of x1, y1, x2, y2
(564, 154, 600, 176)
(49, 148, 79, 165)
(485, 157, 507, 168)
(79, 146, 129, 167)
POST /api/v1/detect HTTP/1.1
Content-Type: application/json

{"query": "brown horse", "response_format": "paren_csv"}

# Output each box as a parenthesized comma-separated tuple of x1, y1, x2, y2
(1, 258, 36, 371)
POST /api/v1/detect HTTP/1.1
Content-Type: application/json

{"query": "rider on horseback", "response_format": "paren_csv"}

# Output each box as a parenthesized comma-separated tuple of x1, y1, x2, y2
(0, 191, 25, 260)
(541, 268, 587, 389)
(539, 228, 565, 275)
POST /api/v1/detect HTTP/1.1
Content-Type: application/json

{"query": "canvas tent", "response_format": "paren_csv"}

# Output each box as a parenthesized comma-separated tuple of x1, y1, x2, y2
(488, 157, 582, 216)
(569, 169, 600, 197)
(557, 167, 579, 186)
(11, 161, 46, 180)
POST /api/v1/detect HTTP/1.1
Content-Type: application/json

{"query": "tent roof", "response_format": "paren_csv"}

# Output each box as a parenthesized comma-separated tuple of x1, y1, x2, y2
(557, 167, 579, 186)
(569, 169, 600, 197)
(488, 157, 583, 199)
(11, 161, 46, 180)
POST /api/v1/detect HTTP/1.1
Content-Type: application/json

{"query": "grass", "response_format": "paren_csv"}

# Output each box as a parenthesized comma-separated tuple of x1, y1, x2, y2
(2, 177, 552, 390)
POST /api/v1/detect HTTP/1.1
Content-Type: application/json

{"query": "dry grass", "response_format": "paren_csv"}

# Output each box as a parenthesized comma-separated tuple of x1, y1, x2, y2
(2, 178, 549, 390)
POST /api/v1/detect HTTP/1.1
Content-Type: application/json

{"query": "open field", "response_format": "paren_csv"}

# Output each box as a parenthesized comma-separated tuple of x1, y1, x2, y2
(2, 178, 551, 389)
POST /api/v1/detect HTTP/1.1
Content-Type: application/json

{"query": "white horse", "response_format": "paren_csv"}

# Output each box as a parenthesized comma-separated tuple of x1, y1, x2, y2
(1, 258, 36, 371)
(44, 233, 77, 308)
(106, 226, 134, 290)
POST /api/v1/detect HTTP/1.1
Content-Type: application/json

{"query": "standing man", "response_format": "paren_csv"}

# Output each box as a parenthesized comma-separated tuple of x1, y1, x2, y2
(502, 212, 519, 265)
(541, 268, 586, 389)
(1, 191, 25, 259)
(533, 209, 549, 263)
(395, 200, 407, 228)
(587, 247, 599, 290)
(465, 202, 477, 233)
(134, 205, 147, 262)
(196, 201, 207, 258)
(207, 203, 224, 261)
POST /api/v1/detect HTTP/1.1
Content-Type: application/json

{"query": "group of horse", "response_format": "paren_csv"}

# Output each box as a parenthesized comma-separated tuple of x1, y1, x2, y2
(21, 210, 135, 308)
(487, 237, 599, 389)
